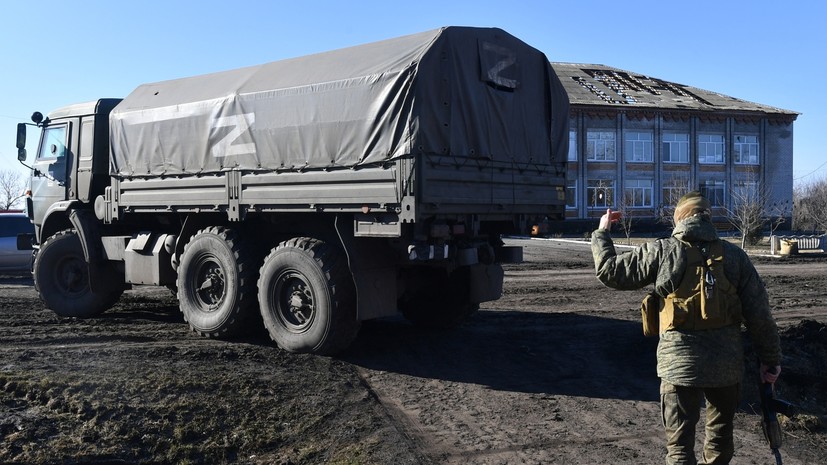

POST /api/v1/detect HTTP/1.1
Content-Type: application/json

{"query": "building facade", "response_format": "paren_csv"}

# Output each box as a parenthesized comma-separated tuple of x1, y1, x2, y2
(552, 63, 798, 227)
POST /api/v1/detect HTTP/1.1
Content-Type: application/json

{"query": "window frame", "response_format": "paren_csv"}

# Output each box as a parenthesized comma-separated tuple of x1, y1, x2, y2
(698, 133, 725, 164)
(623, 179, 653, 208)
(586, 130, 616, 162)
(733, 134, 759, 165)
(662, 132, 689, 164)
(662, 176, 691, 207)
(624, 131, 654, 163)
(587, 179, 615, 208)
(700, 180, 726, 207)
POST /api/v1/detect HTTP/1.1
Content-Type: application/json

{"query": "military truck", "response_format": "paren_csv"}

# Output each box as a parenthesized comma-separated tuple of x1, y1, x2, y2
(16, 27, 568, 354)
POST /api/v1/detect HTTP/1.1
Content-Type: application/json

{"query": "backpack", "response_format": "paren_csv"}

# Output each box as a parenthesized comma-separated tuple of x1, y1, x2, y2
(641, 240, 742, 336)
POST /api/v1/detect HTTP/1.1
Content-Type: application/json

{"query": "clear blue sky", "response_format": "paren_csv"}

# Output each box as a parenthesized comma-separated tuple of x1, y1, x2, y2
(2, 0, 824, 185)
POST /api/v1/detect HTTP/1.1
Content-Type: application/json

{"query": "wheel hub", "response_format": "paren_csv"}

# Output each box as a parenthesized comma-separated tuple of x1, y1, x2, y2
(278, 273, 315, 331)
(195, 262, 225, 311)
(57, 256, 87, 295)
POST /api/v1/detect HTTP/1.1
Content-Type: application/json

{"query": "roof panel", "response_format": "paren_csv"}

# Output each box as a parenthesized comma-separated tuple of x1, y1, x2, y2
(551, 62, 798, 116)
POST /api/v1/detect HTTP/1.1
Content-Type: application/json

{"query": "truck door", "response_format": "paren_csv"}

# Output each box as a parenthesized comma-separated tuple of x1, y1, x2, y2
(30, 123, 71, 227)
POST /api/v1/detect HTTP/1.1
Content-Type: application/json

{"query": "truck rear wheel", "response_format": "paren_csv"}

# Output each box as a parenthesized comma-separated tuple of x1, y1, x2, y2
(34, 229, 123, 318)
(257, 237, 359, 355)
(177, 226, 257, 338)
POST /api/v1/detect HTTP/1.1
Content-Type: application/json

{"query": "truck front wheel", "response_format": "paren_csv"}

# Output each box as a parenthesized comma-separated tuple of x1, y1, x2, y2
(257, 237, 359, 355)
(177, 227, 257, 338)
(34, 230, 123, 318)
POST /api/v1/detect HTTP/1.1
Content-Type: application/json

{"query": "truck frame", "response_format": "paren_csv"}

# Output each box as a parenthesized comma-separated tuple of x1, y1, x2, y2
(16, 27, 568, 354)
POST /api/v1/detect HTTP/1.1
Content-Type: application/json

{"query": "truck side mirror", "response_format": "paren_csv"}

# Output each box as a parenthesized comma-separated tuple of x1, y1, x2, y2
(16, 123, 27, 161)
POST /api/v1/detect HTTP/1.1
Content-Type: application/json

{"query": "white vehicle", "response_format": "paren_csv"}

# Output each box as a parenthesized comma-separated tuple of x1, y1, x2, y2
(1, 211, 34, 274)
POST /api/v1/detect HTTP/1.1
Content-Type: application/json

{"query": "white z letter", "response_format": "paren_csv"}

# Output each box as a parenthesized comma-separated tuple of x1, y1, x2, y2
(211, 113, 256, 157)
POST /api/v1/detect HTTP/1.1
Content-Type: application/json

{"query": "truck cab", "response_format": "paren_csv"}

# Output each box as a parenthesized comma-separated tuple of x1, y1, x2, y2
(17, 99, 120, 243)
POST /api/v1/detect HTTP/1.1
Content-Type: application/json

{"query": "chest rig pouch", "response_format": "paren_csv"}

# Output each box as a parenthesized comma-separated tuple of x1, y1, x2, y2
(642, 240, 742, 335)
(662, 240, 742, 332)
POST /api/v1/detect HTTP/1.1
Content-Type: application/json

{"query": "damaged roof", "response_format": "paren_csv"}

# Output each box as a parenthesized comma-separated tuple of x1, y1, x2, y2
(552, 62, 798, 120)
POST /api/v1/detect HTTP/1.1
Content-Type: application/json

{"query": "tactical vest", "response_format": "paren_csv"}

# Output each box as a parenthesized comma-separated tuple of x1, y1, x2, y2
(642, 240, 742, 335)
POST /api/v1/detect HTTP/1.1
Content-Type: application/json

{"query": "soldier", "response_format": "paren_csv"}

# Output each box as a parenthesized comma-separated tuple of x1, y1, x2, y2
(590, 191, 782, 465)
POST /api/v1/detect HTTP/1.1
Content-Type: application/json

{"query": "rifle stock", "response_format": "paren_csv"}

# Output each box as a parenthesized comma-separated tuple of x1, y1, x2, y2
(759, 366, 789, 465)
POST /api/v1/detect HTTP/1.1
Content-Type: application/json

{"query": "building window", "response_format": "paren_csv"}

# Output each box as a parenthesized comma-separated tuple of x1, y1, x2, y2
(734, 135, 759, 164)
(624, 179, 653, 207)
(587, 179, 614, 208)
(568, 130, 578, 161)
(662, 176, 691, 207)
(586, 130, 616, 161)
(700, 180, 726, 207)
(662, 133, 689, 163)
(566, 179, 577, 208)
(698, 134, 725, 164)
(625, 131, 653, 162)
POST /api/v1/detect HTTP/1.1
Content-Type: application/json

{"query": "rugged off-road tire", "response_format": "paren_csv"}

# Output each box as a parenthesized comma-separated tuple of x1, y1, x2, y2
(257, 237, 360, 355)
(177, 226, 257, 338)
(34, 229, 123, 318)
(398, 267, 479, 328)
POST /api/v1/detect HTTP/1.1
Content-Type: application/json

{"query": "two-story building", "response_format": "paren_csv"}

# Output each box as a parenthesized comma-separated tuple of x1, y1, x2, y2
(552, 63, 798, 229)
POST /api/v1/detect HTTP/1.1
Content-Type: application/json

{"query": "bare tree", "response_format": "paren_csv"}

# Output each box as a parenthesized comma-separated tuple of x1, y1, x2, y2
(615, 186, 657, 246)
(615, 192, 634, 245)
(656, 176, 690, 228)
(0, 169, 26, 210)
(766, 199, 791, 236)
(725, 177, 770, 249)
(793, 176, 827, 234)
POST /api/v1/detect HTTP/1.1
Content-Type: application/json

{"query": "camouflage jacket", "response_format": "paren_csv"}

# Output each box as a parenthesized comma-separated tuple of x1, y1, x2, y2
(591, 216, 782, 387)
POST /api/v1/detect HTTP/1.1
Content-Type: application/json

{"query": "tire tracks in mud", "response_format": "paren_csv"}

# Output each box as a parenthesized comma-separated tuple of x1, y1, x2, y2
(353, 362, 665, 464)
(352, 367, 443, 463)
(344, 307, 667, 465)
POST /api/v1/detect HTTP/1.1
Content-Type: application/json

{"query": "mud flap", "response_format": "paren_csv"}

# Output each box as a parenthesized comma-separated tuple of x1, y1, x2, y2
(69, 209, 126, 294)
(468, 262, 504, 303)
(335, 215, 398, 320)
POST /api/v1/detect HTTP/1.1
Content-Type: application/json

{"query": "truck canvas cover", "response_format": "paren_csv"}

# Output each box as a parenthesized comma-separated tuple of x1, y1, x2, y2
(110, 26, 568, 177)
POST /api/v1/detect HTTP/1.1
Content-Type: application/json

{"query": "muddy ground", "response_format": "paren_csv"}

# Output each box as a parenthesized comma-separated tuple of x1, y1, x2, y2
(1, 237, 825, 464)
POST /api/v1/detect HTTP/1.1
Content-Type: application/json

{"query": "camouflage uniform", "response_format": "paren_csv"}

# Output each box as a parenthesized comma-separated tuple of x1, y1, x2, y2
(591, 215, 782, 465)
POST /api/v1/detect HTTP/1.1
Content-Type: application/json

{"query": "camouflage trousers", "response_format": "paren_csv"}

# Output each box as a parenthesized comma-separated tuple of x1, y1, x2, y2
(660, 380, 740, 465)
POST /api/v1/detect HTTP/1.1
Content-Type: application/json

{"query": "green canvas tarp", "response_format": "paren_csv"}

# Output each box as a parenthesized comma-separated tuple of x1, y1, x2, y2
(109, 26, 569, 177)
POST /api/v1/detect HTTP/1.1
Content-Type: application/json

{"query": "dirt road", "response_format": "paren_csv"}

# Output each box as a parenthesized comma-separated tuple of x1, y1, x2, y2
(2, 237, 825, 464)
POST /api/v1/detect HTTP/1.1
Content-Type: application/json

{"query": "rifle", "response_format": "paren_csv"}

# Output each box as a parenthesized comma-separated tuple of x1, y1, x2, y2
(759, 367, 795, 465)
